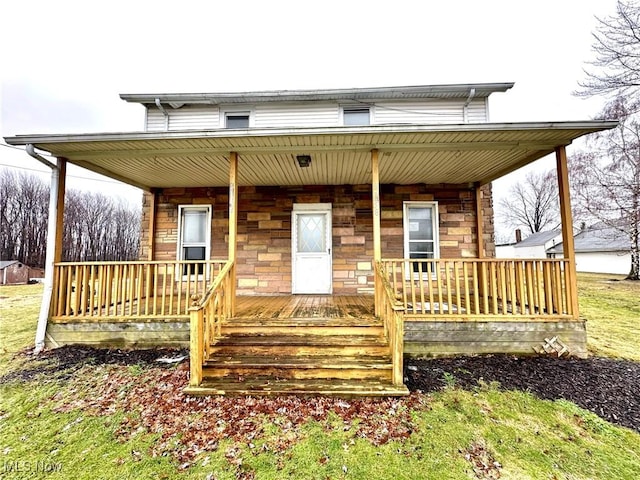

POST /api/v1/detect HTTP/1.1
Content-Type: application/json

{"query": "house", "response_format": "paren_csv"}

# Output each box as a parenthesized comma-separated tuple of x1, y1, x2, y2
(496, 229, 563, 259)
(0, 260, 29, 285)
(547, 224, 632, 275)
(4, 83, 616, 396)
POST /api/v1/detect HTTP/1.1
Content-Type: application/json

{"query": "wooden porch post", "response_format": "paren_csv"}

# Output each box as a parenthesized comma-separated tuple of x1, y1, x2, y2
(228, 152, 238, 316)
(53, 159, 67, 263)
(52, 158, 67, 321)
(474, 184, 485, 259)
(555, 145, 579, 318)
(475, 183, 486, 298)
(371, 149, 381, 316)
(147, 190, 157, 261)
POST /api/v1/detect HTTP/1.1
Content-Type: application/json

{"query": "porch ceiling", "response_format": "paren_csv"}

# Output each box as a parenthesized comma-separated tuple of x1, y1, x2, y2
(5, 122, 616, 190)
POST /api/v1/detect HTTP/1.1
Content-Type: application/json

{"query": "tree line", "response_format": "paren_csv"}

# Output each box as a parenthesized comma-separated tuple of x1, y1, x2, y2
(0, 168, 141, 267)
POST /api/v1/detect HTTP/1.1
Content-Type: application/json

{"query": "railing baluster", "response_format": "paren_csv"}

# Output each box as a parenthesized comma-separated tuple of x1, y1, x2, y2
(553, 261, 563, 314)
(436, 260, 444, 312)
(426, 261, 434, 313)
(417, 262, 425, 313)
(472, 261, 480, 315)
(445, 261, 453, 316)
(525, 261, 534, 315)
(462, 262, 471, 315)
(410, 263, 417, 314)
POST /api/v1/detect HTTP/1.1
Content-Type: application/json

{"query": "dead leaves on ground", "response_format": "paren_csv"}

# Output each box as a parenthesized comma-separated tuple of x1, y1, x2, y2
(51, 362, 429, 469)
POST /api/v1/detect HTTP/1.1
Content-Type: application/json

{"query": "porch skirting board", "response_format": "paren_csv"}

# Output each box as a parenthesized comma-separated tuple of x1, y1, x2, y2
(404, 320, 587, 358)
(44, 319, 587, 358)
(45, 321, 189, 349)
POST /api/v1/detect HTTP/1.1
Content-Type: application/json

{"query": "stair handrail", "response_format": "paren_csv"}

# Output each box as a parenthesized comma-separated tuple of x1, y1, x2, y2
(189, 260, 234, 386)
(374, 261, 405, 386)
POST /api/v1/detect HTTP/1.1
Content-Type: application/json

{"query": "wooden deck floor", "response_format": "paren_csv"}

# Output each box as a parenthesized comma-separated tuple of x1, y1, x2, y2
(233, 295, 376, 320)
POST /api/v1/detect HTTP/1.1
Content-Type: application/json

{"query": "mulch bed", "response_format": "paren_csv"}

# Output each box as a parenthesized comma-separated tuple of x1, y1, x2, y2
(405, 355, 640, 432)
(3, 346, 639, 433)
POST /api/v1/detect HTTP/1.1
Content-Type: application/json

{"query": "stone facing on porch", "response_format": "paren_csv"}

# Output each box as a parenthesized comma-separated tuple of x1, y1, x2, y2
(140, 183, 495, 296)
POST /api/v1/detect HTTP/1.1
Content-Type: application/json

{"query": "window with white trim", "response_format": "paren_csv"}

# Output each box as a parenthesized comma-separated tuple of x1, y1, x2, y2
(177, 205, 212, 275)
(403, 202, 439, 277)
(342, 106, 371, 126)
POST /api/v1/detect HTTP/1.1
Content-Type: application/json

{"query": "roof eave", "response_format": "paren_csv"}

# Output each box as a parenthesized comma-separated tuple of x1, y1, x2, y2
(3, 120, 618, 146)
(119, 82, 516, 106)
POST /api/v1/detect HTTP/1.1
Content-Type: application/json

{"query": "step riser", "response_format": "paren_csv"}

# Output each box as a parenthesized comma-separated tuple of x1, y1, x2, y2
(202, 367, 392, 381)
(223, 326, 385, 337)
(185, 386, 409, 397)
(209, 345, 390, 357)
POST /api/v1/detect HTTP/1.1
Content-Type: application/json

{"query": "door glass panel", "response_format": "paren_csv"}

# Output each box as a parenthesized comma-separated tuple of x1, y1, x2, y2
(297, 214, 325, 253)
(408, 207, 433, 240)
(182, 210, 206, 243)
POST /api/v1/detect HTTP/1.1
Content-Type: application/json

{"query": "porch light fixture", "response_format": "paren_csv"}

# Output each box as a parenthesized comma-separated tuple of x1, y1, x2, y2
(296, 154, 311, 168)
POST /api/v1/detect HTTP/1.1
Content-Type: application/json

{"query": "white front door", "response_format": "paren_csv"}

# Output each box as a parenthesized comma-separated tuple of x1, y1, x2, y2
(292, 203, 332, 294)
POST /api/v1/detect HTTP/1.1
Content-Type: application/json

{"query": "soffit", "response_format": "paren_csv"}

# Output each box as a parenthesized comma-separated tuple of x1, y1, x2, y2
(5, 122, 616, 190)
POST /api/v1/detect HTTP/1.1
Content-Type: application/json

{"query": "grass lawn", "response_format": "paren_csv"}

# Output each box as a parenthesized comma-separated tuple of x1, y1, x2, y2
(1, 278, 639, 479)
(578, 273, 640, 361)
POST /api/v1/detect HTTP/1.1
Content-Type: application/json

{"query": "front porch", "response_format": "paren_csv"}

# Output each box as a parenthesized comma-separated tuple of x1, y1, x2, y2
(44, 254, 585, 395)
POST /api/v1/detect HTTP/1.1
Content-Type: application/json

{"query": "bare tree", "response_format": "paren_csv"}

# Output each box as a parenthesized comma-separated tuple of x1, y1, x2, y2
(573, 1, 640, 280)
(576, 1, 640, 106)
(0, 168, 141, 266)
(570, 97, 640, 280)
(498, 170, 560, 237)
(0, 169, 49, 266)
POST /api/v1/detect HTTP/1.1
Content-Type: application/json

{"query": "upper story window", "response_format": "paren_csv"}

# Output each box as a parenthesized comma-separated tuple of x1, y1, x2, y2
(342, 107, 371, 126)
(225, 112, 250, 129)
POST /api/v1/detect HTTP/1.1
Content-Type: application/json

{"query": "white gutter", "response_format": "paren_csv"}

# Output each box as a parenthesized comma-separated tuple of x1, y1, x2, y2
(463, 88, 476, 123)
(26, 144, 59, 354)
(155, 98, 169, 130)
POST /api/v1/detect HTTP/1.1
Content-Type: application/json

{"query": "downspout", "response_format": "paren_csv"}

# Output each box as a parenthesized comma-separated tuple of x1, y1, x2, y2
(463, 88, 476, 123)
(26, 144, 59, 354)
(155, 98, 169, 130)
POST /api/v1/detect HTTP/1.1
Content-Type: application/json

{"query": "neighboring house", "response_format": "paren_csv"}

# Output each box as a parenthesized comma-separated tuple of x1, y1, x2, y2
(547, 225, 632, 275)
(5, 83, 616, 396)
(0, 260, 30, 285)
(496, 230, 563, 259)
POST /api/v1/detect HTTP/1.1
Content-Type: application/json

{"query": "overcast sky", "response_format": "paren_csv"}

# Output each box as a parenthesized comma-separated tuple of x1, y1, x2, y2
(0, 0, 620, 230)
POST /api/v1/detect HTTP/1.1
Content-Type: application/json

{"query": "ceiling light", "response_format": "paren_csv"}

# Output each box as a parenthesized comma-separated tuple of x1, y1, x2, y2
(296, 154, 311, 168)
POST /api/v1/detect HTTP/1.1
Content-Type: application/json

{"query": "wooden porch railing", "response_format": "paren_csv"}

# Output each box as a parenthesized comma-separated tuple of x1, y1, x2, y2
(381, 258, 576, 319)
(50, 260, 228, 321)
(189, 260, 234, 386)
(374, 262, 404, 386)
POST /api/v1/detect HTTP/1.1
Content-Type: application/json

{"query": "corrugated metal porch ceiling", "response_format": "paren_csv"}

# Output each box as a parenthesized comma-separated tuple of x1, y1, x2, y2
(5, 122, 616, 190)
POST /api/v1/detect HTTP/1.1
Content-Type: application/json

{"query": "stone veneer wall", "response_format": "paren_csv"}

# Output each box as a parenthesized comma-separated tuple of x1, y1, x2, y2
(139, 184, 494, 295)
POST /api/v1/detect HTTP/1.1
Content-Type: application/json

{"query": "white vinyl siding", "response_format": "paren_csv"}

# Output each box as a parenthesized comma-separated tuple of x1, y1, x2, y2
(146, 107, 220, 131)
(374, 99, 487, 124)
(253, 103, 338, 128)
(468, 98, 489, 123)
(145, 98, 488, 131)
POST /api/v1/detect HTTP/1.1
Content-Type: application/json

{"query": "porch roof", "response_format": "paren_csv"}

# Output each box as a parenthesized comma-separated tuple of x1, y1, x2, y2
(5, 121, 616, 191)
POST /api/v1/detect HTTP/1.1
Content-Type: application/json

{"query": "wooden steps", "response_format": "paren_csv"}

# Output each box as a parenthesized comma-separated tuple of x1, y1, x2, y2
(203, 354, 393, 380)
(185, 378, 409, 397)
(191, 315, 408, 397)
